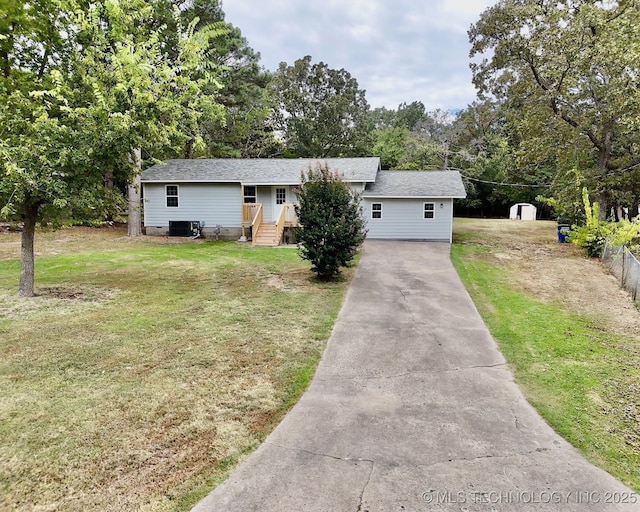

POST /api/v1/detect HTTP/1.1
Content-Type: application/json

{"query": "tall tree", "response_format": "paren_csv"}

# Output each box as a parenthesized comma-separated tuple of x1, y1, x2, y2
(367, 106, 398, 130)
(198, 21, 276, 157)
(395, 101, 426, 131)
(0, 0, 225, 296)
(371, 106, 458, 170)
(0, 0, 82, 296)
(271, 55, 372, 158)
(449, 101, 546, 216)
(372, 127, 410, 170)
(71, 0, 226, 237)
(152, 0, 278, 158)
(469, 0, 640, 217)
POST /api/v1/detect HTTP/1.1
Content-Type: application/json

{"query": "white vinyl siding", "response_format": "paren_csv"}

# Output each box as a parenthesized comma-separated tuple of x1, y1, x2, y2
(349, 182, 366, 194)
(257, 186, 273, 222)
(363, 198, 453, 241)
(143, 183, 242, 227)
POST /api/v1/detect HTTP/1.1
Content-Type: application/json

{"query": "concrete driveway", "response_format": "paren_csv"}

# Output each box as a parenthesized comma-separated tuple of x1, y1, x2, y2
(193, 241, 637, 511)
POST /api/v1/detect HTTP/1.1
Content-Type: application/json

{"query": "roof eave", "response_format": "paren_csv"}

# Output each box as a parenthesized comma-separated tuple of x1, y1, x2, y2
(242, 182, 300, 186)
(142, 179, 367, 185)
(363, 194, 467, 199)
(141, 179, 241, 184)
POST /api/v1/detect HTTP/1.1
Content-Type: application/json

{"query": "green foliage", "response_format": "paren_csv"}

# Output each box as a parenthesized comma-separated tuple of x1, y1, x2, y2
(153, 0, 279, 158)
(449, 100, 548, 215)
(370, 104, 459, 171)
(295, 164, 366, 279)
(568, 221, 614, 258)
(395, 101, 426, 131)
(568, 188, 611, 257)
(608, 218, 640, 253)
(0, 0, 228, 224)
(0, 0, 227, 295)
(271, 56, 372, 158)
(69, 188, 129, 226)
(470, 0, 640, 218)
(537, 168, 588, 224)
(372, 127, 409, 169)
(568, 188, 640, 257)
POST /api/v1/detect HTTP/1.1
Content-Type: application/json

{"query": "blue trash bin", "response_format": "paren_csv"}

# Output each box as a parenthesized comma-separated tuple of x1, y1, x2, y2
(557, 224, 571, 243)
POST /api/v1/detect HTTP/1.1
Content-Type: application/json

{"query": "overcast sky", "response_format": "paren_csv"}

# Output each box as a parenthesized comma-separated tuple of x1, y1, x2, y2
(221, 0, 496, 112)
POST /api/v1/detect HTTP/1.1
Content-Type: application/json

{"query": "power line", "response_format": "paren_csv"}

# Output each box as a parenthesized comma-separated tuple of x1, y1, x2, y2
(459, 174, 552, 188)
(458, 161, 640, 189)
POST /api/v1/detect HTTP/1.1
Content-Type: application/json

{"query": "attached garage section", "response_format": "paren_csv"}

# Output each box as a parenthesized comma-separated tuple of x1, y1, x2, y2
(362, 171, 466, 242)
(363, 197, 454, 241)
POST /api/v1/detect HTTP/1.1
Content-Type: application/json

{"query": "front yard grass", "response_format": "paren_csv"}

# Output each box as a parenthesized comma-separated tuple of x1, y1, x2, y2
(0, 227, 353, 511)
(452, 219, 640, 492)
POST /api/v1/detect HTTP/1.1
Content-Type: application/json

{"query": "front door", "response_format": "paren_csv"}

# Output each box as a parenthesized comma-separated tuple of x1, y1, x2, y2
(273, 187, 287, 222)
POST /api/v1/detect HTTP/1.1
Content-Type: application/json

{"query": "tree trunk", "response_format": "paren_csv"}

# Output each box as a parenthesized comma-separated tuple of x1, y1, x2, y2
(127, 149, 142, 237)
(127, 174, 142, 237)
(18, 202, 39, 297)
(630, 180, 640, 219)
(184, 138, 195, 159)
(104, 170, 114, 191)
(442, 141, 449, 170)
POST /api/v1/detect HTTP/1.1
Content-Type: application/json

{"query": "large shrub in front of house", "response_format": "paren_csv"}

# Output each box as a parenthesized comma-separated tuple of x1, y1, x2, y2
(295, 163, 366, 279)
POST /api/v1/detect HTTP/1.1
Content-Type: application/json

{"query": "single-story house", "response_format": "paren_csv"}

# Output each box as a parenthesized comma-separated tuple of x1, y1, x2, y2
(509, 203, 537, 221)
(140, 158, 466, 245)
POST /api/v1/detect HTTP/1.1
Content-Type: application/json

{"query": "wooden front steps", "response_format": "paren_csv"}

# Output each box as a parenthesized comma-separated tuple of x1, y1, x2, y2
(252, 223, 281, 246)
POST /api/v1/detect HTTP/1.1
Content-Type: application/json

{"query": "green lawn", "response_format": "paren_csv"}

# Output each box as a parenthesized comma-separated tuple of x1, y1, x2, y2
(4, 221, 639, 510)
(451, 219, 640, 492)
(0, 228, 353, 511)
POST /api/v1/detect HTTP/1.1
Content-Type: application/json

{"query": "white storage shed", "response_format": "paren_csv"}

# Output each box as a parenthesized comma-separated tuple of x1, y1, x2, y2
(509, 203, 537, 221)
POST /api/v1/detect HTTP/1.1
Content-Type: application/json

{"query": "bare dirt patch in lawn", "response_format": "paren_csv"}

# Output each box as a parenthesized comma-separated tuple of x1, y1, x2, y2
(38, 285, 116, 301)
(0, 286, 118, 320)
(454, 219, 640, 339)
(264, 267, 318, 291)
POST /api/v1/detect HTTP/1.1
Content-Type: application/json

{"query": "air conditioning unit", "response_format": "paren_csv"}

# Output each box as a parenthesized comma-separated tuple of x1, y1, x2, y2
(169, 221, 203, 237)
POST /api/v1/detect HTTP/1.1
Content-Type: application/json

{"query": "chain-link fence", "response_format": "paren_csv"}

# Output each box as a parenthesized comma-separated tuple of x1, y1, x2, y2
(602, 241, 640, 303)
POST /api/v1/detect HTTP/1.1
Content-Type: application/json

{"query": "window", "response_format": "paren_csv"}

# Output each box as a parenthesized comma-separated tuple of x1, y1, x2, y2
(243, 185, 256, 203)
(424, 202, 435, 219)
(276, 187, 287, 205)
(371, 202, 382, 219)
(166, 185, 179, 208)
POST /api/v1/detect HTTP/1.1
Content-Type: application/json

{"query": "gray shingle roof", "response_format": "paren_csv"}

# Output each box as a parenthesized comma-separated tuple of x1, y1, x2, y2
(140, 158, 381, 185)
(362, 170, 467, 198)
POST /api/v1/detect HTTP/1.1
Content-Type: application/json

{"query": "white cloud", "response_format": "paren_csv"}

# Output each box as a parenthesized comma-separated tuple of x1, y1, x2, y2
(222, 0, 496, 110)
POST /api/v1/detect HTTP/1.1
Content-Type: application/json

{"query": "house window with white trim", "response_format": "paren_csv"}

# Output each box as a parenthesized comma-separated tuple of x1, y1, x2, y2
(423, 202, 435, 219)
(276, 187, 287, 204)
(371, 202, 382, 219)
(243, 185, 256, 203)
(166, 185, 179, 207)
